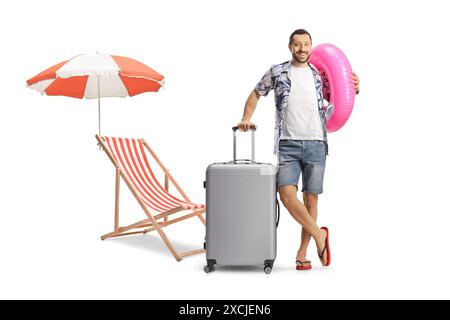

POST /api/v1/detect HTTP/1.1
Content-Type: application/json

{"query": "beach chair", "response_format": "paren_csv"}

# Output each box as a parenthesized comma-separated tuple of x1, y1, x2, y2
(96, 135, 206, 261)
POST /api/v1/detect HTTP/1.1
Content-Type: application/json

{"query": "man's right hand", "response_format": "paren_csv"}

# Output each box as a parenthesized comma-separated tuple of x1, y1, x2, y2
(237, 120, 257, 132)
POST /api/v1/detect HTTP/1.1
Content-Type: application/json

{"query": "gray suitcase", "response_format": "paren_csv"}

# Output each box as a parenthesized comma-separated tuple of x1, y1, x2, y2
(203, 127, 279, 274)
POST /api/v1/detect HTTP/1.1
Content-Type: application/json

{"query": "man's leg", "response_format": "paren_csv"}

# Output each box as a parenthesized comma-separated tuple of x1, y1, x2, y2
(294, 140, 327, 265)
(278, 185, 326, 262)
(297, 192, 318, 261)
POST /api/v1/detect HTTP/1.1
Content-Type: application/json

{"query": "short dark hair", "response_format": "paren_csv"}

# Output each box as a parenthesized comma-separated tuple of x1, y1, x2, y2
(289, 29, 312, 45)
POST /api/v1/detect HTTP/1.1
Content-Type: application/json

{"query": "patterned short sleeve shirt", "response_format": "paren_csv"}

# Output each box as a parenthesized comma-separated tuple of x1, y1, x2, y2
(255, 60, 333, 155)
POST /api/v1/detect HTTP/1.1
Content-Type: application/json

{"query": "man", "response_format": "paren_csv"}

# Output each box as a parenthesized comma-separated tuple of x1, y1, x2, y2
(237, 29, 360, 270)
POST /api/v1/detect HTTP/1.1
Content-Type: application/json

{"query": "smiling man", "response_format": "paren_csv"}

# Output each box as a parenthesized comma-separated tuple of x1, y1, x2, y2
(237, 29, 360, 270)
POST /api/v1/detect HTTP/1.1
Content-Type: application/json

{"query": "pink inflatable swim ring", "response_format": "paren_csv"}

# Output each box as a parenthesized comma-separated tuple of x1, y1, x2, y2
(309, 43, 355, 133)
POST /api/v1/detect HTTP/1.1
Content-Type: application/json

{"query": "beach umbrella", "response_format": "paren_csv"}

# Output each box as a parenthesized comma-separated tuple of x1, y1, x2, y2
(26, 54, 165, 135)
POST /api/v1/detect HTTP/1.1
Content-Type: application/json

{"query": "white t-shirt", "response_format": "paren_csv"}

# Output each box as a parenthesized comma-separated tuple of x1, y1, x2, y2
(281, 66, 324, 140)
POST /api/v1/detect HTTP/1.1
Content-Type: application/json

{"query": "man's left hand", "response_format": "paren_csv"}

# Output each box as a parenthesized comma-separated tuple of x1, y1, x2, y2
(351, 71, 360, 95)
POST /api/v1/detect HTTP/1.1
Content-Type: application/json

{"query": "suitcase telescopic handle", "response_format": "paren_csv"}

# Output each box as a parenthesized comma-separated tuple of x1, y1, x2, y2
(232, 125, 256, 132)
(232, 126, 256, 163)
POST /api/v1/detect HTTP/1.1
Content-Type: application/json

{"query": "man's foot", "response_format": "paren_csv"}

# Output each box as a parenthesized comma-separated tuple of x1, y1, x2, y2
(317, 227, 331, 267)
(296, 259, 312, 270)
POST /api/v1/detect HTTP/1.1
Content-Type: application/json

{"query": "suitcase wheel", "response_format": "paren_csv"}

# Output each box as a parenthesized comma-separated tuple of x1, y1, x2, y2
(264, 260, 274, 274)
(203, 265, 215, 273)
(264, 266, 272, 274)
(204, 259, 216, 273)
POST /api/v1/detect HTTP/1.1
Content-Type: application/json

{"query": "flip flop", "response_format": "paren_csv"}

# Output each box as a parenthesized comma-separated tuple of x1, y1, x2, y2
(296, 260, 312, 271)
(317, 227, 331, 267)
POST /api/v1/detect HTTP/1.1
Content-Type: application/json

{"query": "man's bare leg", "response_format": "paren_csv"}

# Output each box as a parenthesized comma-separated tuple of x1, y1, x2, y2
(297, 192, 318, 263)
(278, 185, 327, 265)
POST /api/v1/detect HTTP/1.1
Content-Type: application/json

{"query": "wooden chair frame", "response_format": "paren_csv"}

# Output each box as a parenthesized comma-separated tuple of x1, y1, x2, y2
(96, 135, 206, 262)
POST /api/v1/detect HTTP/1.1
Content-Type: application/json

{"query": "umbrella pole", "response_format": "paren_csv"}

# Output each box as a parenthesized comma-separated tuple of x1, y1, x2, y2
(97, 98, 102, 150)
(98, 74, 101, 137)
(98, 74, 102, 150)
(98, 96, 101, 137)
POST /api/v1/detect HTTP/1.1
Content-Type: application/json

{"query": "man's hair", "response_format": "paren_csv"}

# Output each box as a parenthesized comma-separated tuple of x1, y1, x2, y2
(289, 29, 312, 45)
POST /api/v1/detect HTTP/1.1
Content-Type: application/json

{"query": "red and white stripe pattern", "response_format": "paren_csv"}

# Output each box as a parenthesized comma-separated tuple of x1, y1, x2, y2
(26, 54, 164, 98)
(104, 136, 204, 212)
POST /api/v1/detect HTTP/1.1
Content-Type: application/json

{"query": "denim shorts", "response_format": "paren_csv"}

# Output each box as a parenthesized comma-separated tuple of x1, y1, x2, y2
(277, 139, 326, 194)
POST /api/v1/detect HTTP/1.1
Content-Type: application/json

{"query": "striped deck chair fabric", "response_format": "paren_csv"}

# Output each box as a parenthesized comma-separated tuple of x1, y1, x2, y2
(103, 136, 205, 212)
(96, 135, 206, 261)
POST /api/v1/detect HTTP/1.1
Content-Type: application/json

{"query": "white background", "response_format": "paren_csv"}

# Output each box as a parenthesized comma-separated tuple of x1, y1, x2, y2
(1, 0, 449, 299)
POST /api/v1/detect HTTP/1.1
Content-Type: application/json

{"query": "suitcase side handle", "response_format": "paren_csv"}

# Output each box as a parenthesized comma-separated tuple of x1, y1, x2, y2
(227, 159, 257, 164)
(232, 126, 256, 163)
(276, 199, 280, 228)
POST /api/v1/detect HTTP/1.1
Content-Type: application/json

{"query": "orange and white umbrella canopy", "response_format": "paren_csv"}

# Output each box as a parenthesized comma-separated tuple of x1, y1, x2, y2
(26, 54, 164, 136)
(26, 54, 164, 98)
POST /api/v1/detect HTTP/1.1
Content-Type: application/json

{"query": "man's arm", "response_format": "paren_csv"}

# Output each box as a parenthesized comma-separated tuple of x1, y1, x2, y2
(238, 89, 261, 131)
(238, 66, 273, 131)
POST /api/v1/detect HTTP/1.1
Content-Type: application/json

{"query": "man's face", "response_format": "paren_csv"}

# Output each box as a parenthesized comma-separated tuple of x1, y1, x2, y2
(289, 34, 312, 64)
